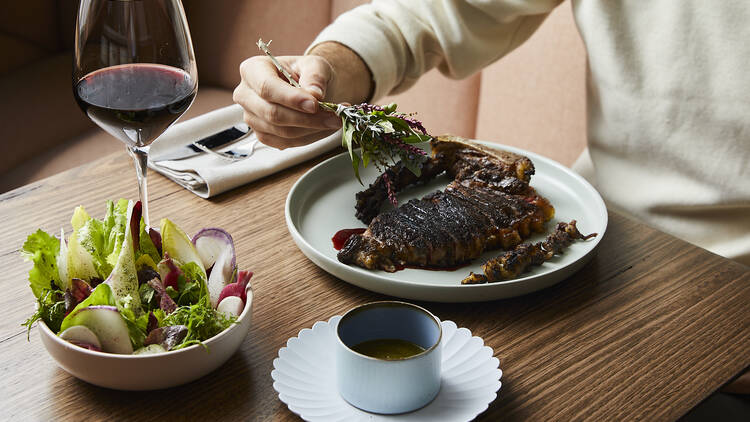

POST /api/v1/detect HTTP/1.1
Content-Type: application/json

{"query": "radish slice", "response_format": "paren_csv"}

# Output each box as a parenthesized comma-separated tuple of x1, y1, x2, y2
(60, 325, 102, 351)
(193, 228, 238, 307)
(206, 247, 234, 307)
(62, 305, 133, 354)
(217, 296, 244, 317)
(68, 340, 102, 352)
(193, 228, 236, 273)
(217, 270, 252, 308)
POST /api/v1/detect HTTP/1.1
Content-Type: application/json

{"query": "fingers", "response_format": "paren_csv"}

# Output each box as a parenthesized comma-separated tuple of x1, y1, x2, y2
(293, 56, 333, 100)
(234, 85, 340, 130)
(238, 56, 318, 113)
(242, 110, 340, 149)
(242, 109, 336, 138)
(234, 54, 340, 149)
(247, 114, 339, 150)
(256, 130, 338, 150)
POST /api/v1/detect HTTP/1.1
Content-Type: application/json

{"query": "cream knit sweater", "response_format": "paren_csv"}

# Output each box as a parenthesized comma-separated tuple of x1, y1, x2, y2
(311, 0, 750, 265)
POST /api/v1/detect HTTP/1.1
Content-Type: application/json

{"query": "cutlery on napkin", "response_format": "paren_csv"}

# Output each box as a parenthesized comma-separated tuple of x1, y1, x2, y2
(148, 104, 341, 198)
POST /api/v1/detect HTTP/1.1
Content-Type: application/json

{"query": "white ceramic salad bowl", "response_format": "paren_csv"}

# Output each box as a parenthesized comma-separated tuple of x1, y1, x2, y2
(37, 284, 252, 391)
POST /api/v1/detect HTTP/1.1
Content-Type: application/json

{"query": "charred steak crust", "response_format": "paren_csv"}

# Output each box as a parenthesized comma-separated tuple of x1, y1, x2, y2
(461, 220, 597, 284)
(354, 136, 535, 225)
(339, 136, 555, 272)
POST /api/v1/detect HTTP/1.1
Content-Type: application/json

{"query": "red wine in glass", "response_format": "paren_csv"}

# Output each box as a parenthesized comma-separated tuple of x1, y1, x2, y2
(74, 64, 196, 148)
(74, 0, 198, 227)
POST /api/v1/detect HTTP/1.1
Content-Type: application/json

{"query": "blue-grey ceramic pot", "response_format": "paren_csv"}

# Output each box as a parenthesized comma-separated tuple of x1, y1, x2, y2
(336, 301, 442, 414)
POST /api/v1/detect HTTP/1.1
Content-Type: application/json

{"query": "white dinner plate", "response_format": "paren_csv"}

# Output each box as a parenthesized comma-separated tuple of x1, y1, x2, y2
(285, 141, 607, 302)
(272, 316, 502, 422)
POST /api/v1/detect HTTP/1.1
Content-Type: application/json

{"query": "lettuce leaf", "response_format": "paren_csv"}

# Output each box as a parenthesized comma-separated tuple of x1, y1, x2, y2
(77, 218, 109, 277)
(21, 229, 61, 298)
(105, 199, 130, 266)
(118, 298, 146, 349)
(76, 199, 130, 280)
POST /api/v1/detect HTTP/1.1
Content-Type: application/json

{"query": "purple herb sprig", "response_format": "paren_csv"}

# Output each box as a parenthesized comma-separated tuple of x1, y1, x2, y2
(256, 40, 431, 207)
(319, 101, 431, 206)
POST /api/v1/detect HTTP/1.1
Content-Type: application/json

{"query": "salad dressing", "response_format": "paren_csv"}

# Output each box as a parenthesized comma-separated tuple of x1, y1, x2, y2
(350, 338, 425, 360)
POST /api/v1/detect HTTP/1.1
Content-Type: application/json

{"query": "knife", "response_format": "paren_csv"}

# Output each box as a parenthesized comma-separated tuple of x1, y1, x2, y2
(150, 123, 252, 162)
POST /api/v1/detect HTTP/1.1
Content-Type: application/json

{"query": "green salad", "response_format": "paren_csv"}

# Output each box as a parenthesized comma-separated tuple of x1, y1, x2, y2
(22, 199, 251, 354)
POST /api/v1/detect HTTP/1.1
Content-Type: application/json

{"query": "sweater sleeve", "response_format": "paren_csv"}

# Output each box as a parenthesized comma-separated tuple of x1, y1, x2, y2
(308, 0, 563, 100)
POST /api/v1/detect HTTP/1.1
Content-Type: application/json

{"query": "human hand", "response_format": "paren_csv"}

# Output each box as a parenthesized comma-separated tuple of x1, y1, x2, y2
(233, 55, 341, 149)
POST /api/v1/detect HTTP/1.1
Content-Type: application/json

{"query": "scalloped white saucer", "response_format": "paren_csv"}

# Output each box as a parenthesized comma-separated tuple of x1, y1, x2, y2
(272, 316, 502, 421)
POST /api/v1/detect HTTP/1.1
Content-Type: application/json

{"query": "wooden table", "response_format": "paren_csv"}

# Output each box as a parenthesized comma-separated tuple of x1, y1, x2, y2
(1, 152, 748, 421)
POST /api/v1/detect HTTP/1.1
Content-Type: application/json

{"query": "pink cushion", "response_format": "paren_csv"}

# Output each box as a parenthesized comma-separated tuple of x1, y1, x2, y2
(0, 88, 234, 193)
(183, 0, 332, 90)
(381, 71, 481, 138)
(0, 53, 96, 176)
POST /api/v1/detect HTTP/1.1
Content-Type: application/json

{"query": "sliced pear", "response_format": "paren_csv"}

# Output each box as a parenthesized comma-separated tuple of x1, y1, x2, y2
(62, 305, 133, 354)
(104, 200, 142, 313)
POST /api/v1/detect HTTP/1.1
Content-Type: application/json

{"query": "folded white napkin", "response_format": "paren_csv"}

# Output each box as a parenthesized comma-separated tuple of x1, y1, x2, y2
(148, 104, 341, 198)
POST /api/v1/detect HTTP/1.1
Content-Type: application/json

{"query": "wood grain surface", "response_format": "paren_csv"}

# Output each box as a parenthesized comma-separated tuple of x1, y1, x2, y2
(1, 151, 748, 421)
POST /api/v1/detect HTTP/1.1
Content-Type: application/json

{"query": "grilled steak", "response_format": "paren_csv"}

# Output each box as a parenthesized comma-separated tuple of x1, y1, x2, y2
(461, 220, 597, 284)
(338, 136, 555, 272)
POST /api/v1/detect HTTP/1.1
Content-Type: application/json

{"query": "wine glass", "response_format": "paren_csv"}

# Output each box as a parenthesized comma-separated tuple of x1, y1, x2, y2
(73, 0, 198, 227)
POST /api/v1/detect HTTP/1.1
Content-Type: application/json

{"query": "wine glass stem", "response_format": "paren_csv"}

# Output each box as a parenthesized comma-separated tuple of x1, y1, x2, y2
(128, 145, 150, 228)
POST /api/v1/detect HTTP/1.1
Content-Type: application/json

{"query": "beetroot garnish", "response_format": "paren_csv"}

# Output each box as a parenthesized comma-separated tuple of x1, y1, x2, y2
(147, 278, 177, 314)
(217, 270, 252, 308)
(149, 228, 162, 256)
(130, 201, 142, 251)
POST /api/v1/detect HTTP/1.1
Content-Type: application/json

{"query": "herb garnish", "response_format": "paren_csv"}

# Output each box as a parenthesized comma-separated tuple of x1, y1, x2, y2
(257, 39, 432, 206)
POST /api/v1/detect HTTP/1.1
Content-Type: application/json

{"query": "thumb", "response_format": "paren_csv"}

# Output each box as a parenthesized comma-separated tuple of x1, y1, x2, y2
(296, 56, 332, 100)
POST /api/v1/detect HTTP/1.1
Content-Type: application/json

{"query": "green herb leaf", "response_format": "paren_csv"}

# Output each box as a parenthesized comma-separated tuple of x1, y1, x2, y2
(21, 230, 61, 298)
(22, 289, 65, 338)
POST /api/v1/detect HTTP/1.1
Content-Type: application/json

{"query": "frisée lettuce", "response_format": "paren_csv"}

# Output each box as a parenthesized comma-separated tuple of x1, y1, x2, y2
(22, 199, 251, 354)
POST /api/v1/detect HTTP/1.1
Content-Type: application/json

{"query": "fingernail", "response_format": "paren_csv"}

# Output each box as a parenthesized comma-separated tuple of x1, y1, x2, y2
(325, 116, 341, 128)
(306, 85, 323, 98)
(301, 99, 316, 113)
